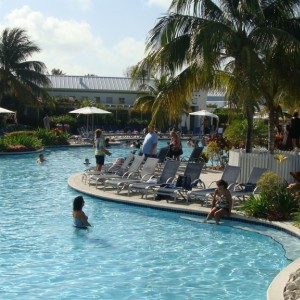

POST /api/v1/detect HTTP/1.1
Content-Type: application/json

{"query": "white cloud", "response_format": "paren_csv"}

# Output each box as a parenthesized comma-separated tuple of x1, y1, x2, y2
(146, 0, 172, 10)
(0, 6, 145, 76)
(72, 0, 92, 11)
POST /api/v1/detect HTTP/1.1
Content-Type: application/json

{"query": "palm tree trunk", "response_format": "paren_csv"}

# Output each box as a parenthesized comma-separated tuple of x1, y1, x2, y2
(268, 105, 276, 154)
(245, 101, 253, 153)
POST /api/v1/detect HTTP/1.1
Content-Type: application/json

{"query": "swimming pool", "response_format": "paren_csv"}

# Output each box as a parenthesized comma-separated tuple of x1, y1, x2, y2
(0, 145, 298, 299)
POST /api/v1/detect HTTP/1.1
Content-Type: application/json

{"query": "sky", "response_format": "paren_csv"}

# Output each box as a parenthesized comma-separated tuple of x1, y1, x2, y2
(0, 0, 172, 77)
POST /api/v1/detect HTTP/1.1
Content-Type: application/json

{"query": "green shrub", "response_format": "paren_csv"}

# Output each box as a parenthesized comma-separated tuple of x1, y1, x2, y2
(35, 128, 70, 146)
(0, 132, 43, 152)
(256, 171, 286, 196)
(0, 129, 70, 152)
(50, 115, 78, 128)
(238, 172, 300, 221)
(292, 210, 300, 227)
(224, 119, 268, 148)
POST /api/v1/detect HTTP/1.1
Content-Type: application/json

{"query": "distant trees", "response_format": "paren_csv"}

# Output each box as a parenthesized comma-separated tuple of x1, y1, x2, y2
(51, 69, 65, 75)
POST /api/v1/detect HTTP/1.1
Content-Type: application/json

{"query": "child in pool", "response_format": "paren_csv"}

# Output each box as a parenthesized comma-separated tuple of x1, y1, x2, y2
(83, 158, 90, 165)
(73, 196, 91, 229)
(36, 154, 46, 164)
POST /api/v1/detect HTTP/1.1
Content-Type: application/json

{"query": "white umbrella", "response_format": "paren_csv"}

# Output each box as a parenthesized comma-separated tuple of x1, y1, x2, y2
(189, 110, 219, 134)
(0, 107, 15, 114)
(69, 106, 111, 134)
(189, 110, 219, 119)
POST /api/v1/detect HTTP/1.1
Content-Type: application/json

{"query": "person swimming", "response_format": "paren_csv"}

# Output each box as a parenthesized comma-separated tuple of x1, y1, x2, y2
(72, 196, 91, 229)
(36, 153, 46, 164)
(83, 158, 90, 165)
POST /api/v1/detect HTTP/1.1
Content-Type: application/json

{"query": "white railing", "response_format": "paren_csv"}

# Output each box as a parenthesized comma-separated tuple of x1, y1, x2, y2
(228, 149, 300, 183)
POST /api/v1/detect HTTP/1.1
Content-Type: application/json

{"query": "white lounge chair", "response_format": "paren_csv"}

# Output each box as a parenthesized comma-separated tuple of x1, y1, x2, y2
(103, 157, 159, 194)
(153, 162, 205, 202)
(187, 165, 241, 206)
(128, 160, 181, 199)
(82, 152, 134, 184)
(89, 155, 144, 188)
(231, 167, 267, 206)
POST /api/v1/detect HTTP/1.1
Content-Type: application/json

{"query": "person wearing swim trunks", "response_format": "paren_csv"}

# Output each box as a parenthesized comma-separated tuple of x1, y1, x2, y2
(73, 195, 91, 229)
(205, 179, 232, 225)
(94, 129, 111, 171)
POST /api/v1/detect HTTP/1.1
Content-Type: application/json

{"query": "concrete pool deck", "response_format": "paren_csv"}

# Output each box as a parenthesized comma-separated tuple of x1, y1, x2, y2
(68, 168, 300, 300)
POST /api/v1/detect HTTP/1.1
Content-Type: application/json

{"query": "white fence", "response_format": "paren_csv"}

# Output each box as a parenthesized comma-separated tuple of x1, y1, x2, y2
(228, 149, 300, 183)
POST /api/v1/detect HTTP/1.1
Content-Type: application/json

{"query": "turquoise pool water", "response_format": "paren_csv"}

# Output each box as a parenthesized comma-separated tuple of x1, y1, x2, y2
(0, 144, 298, 299)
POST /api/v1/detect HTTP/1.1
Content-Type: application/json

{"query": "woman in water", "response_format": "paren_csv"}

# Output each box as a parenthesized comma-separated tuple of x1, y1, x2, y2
(73, 196, 91, 229)
(205, 179, 232, 225)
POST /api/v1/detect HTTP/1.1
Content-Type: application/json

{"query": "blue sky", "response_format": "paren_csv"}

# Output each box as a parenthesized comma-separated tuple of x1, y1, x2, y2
(0, 0, 172, 76)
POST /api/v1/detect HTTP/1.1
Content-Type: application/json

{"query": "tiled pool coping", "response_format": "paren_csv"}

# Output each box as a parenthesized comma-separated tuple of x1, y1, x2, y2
(68, 172, 300, 300)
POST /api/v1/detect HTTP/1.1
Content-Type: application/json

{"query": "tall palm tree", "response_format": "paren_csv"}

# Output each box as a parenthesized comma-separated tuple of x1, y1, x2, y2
(0, 27, 51, 107)
(132, 73, 190, 129)
(134, 0, 300, 152)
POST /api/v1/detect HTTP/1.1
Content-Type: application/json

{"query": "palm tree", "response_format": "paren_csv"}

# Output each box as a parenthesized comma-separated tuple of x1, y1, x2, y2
(134, 0, 300, 152)
(0, 27, 51, 108)
(51, 68, 65, 75)
(132, 73, 190, 129)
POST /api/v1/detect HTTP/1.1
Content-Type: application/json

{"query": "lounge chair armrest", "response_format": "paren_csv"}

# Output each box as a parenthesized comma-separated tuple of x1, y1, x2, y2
(207, 180, 218, 188)
(233, 183, 245, 191)
(127, 171, 140, 179)
(141, 173, 153, 181)
(166, 176, 176, 184)
(121, 171, 130, 178)
(253, 186, 260, 194)
(227, 183, 237, 191)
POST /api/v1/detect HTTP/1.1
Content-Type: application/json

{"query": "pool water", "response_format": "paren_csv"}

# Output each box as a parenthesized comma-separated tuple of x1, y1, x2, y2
(0, 145, 298, 299)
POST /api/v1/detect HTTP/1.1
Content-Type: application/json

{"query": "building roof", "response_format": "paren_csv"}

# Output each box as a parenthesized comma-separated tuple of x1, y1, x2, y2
(47, 75, 142, 92)
(207, 90, 225, 97)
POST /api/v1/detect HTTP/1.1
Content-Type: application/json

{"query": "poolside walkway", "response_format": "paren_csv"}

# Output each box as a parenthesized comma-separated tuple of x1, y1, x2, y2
(68, 167, 300, 235)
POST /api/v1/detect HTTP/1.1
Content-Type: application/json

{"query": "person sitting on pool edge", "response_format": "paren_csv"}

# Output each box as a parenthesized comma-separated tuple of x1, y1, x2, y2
(73, 195, 91, 229)
(205, 179, 232, 225)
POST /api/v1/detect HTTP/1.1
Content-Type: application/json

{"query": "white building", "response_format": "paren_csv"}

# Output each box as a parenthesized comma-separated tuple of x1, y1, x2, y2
(46, 75, 224, 132)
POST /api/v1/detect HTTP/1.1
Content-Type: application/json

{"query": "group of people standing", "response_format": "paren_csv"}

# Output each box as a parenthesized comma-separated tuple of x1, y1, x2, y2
(140, 125, 185, 160)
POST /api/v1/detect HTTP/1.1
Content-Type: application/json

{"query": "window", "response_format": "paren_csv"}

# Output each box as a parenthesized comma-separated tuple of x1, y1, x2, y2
(95, 97, 100, 103)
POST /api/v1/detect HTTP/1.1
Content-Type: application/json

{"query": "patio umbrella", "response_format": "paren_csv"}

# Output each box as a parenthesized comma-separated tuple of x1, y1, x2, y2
(0, 107, 15, 114)
(189, 110, 219, 119)
(69, 106, 111, 134)
(189, 110, 219, 134)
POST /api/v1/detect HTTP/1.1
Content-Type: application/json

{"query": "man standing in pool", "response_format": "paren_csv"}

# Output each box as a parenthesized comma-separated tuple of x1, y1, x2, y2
(205, 179, 232, 224)
(94, 129, 111, 171)
(141, 125, 158, 158)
